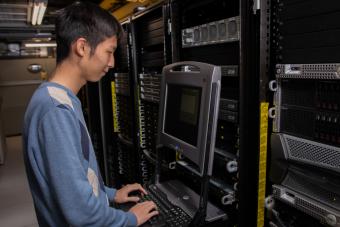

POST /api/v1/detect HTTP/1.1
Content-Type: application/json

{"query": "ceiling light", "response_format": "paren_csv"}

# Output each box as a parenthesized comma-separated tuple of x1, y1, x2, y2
(37, 1, 47, 25)
(31, 1, 40, 25)
(25, 43, 56, 48)
(31, 0, 48, 26)
(27, 1, 33, 23)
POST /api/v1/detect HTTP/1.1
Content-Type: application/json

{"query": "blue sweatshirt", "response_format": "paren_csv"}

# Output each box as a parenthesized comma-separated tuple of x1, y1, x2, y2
(23, 82, 137, 227)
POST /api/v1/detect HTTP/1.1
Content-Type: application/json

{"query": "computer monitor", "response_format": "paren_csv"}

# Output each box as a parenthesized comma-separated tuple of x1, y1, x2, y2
(157, 61, 221, 176)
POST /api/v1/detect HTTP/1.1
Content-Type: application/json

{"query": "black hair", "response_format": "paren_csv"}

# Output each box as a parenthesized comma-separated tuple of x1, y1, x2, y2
(55, 1, 122, 64)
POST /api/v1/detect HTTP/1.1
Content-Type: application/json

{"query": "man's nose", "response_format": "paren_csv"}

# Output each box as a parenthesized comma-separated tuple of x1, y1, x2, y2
(108, 55, 115, 68)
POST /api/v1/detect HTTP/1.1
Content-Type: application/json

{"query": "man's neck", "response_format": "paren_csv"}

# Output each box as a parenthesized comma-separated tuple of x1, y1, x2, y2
(49, 60, 86, 95)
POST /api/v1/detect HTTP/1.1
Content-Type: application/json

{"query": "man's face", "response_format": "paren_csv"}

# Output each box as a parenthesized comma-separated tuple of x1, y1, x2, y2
(82, 35, 117, 82)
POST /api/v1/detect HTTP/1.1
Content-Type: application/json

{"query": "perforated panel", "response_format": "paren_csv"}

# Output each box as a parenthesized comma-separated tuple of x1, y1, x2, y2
(295, 197, 326, 222)
(280, 79, 315, 107)
(272, 185, 339, 226)
(276, 64, 340, 79)
(282, 171, 340, 210)
(284, 135, 340, 171)
(281, 108, 315, 138)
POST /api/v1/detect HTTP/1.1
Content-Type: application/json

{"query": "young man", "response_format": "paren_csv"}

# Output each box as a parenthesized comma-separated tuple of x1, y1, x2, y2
(23, 2, 158, 226)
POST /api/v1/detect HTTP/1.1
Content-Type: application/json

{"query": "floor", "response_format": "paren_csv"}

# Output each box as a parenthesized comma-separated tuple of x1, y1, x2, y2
(0, 136, 38, 227)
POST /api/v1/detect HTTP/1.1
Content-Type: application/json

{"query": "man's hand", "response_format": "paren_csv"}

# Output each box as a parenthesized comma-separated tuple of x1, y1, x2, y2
(129, 201, 159, 226)
(114, 183, 147, 203)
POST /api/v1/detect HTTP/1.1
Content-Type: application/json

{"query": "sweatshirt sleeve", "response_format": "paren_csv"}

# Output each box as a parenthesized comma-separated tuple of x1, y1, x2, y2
(38, 107, 137, 227)
(105, 186, 117, 202)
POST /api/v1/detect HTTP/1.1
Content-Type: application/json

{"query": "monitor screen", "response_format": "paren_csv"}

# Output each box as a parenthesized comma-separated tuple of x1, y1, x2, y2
(164, 84, 201, 146)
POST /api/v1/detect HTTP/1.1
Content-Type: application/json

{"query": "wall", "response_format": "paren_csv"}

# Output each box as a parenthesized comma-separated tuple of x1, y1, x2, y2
(0, 57, 56, 136)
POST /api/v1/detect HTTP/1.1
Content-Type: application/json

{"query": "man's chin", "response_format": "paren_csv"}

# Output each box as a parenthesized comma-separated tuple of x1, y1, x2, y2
(100, 72, 107, 78)
(87, 78, 99, 83)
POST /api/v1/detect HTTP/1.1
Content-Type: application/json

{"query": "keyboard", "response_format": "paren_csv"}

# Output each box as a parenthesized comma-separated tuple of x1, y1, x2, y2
(141, 184, 192, 227)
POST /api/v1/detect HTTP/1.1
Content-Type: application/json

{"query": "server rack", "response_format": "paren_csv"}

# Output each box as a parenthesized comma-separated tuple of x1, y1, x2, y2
(106, 0, 261, 225)
(266, 1, 340, 226)
(79, 75, 117, 186)
(98, 71, 117, 187)
(170, 0, 261, 226)
(79, 83, 106, 182)
(130, 2, 174, 185)
(257, 0, 271, 226)
(112, 21, 140, 186)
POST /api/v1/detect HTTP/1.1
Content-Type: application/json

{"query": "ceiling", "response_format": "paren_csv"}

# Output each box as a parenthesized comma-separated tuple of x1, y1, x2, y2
(0, 0, 161, 58)
(0, 0, 130, 43)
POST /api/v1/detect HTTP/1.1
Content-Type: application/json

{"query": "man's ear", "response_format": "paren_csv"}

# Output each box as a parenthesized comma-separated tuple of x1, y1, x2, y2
(74, 38, 90, 57)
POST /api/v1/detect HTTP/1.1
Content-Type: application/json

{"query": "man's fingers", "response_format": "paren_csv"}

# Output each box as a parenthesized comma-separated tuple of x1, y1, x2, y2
(126, 183, 148, 196)
(137, 184, 148, 195)
(147, 210, 159, 219)
(129, 183, 148, 195)
(146, 201, 157, 211)
(139, 201, 157, 211)
(127, 196, 140, 202)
